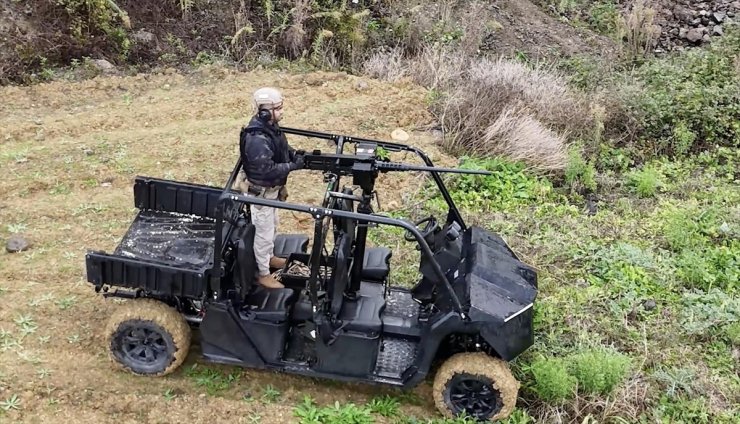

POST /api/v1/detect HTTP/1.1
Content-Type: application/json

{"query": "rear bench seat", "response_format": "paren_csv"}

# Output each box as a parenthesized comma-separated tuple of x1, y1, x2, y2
(273, 234, 391, 282)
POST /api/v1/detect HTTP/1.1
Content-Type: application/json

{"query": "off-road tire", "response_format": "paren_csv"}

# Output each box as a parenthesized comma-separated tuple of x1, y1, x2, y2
(105, 298, 191, 377)
(433, 352, 519, 422)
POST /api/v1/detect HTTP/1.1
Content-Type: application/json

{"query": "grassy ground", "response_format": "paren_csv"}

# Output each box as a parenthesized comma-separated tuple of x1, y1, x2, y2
(0, 66, 737, 423)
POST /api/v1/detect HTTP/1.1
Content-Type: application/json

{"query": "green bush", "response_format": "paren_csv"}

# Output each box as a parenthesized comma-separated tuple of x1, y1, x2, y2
(627, 165, 661, 197)
(621, 25, 740, 157)
(528, 357, 577, 402)
(429, 157, 552, 213)
(680, 289, 739, 341)
(567, 349, 631, 395)
(564, 146, 597, 192)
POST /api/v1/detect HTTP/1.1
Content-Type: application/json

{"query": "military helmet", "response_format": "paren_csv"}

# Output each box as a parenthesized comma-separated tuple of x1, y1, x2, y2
(253, 87, 283, 110)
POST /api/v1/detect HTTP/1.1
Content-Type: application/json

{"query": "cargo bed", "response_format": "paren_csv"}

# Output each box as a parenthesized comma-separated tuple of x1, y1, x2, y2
(86, 177, 227, 297)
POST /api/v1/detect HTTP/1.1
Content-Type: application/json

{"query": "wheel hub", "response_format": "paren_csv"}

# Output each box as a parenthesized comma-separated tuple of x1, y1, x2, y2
(447, 373, 503, 420)
(121, 326, 168, 365)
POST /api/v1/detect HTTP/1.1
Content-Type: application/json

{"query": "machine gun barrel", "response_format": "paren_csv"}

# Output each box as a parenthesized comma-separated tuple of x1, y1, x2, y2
(377, 161, 492, 175)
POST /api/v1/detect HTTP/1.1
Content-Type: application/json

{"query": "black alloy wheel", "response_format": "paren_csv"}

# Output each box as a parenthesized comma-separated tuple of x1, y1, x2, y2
(111, 320, 175, 374)
(445, 373, 504, 421)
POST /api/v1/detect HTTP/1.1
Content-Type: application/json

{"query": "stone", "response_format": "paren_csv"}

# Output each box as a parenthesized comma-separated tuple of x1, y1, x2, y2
(91, 59, 116, 74)
(686, 28, 704, 42)
(673, 5, 694, 22)
(713, 11, 726, 22)
(354, 80, 369, 91)
(6, 235, 30, 253)
(713, 25, 724, 36)
(390, 128, 409, 141)
(132, 29, 155, 45)
(643, 299, 657, 311)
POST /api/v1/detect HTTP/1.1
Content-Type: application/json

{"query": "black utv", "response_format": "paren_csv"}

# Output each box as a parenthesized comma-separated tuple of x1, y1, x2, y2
(85, 128, 538, 422)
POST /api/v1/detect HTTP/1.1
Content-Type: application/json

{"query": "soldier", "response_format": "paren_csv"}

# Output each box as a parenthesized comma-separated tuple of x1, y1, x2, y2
(239, 87, 304, 289)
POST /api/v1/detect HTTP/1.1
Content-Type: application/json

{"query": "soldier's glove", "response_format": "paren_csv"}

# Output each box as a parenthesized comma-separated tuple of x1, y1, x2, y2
(291, 153, 305, 170)
(278, 186, 288, 202)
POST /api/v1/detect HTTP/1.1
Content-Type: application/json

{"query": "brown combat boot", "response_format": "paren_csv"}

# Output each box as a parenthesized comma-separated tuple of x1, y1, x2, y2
(269, 256, 287, 269)
(257, 274, 285, 289)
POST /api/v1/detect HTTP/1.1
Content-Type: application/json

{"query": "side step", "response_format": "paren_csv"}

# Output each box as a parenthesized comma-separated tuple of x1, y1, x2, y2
(375, 337, 418, 379)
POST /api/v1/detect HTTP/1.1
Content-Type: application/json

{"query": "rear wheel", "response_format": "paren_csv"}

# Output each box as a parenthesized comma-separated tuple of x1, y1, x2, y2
(433, 352, 519, 422)
(105, 298, 191, 376)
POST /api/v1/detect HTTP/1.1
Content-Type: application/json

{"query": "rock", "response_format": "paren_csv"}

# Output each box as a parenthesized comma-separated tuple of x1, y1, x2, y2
(713, 11, 726, 22)
(354, 80, 369, 91)
(703, 34, 712, 42)
(686, 28, 704, 42)
(83, 148, 94, 156)
(679, 27, 689, 39)
(431, 129, 443, 141)
(713, 25, 724, 36)
(699, 10, 708, 17)
(390, 128, 409, 141)
(643, 299, 657, 311)
(91, 59, 116, 74)
(6, 235, 31, 253)
(673, 5, 694, 22)
(34, 129, 45, 141)
(132, 29, 155, 45)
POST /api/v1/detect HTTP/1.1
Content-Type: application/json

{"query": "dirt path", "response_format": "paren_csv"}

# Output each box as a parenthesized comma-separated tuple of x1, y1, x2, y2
(0, 67, 456, 423)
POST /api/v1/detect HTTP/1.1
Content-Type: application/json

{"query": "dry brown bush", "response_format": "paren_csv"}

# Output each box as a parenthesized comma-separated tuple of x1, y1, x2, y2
(619, 0, 661, 61)
(433, 57, 594, 172)
(362, 47, 409, 82)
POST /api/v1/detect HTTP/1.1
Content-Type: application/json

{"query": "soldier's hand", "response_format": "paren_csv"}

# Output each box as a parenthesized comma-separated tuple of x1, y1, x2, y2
(292, 153, 305, 170)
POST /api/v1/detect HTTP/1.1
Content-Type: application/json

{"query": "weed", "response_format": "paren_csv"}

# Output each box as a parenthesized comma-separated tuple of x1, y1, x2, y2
(163, 388, 177, 401)
(6, 223, 27, 233)
(627, 165, 661, 197)
(525, 356, 576, 402)
(564, 145, 597, 192)
(293, 396, 373, 424)
(367, 395, 399, 417)
(185, 364, 240, 396)
(567, 349, 631, 395)
(652, 367, 696, 399)
(0, 394, 20, 411)
(56, 296, 77, 310)
(261, 384, 281, 403)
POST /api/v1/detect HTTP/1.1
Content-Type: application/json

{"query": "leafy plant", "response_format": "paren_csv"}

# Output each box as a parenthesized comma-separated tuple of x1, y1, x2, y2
(526, 356, 576, 402)
(627, 165, 661, 197)
(0, 394, 20, 411)
(293, 396, 373, 424)
(567, 349, 631, 395)
(367, 395, 399, 417)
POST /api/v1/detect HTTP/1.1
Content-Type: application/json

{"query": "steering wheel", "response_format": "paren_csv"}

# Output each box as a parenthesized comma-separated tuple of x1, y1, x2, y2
(404, 216, 437, 242)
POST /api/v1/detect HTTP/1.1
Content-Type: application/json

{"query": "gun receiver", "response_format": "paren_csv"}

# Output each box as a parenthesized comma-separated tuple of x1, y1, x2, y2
(301, 151, 492, 177)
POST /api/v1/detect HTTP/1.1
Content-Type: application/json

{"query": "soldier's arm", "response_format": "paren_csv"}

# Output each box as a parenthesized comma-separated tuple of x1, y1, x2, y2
(246, 135, 298, 182)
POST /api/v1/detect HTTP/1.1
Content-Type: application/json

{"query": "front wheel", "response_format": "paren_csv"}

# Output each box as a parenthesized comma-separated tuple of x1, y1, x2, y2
(105, 298, 191, 376)
(433, 352, 519, 422)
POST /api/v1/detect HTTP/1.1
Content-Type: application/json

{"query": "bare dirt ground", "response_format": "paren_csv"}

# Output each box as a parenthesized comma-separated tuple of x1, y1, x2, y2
(0, 67, 459, 423)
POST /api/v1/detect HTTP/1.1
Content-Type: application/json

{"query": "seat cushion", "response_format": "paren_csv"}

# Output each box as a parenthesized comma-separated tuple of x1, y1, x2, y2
(339, 295, 385, 333)
(244, 287, 297, 322)
(273, 234, 309, 258)
(362, 247, 392, 281)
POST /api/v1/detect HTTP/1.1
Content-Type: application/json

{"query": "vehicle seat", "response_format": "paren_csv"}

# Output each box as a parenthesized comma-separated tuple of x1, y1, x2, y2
(338, 295, 385, 333)
(243, 286, 298, 323)
(362, 247, 391, 281)
(236, 224, 297, 322)
(273, 234, 309, 258)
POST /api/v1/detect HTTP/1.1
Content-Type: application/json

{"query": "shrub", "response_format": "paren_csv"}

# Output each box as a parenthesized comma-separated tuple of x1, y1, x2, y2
(680, 289, 740, 341)
(434, 58, 594, 172)
(619, 25, 740, 157)
(433, 157, 552, 212)
(528, 357, 577, 402)
(627, 165, 661, 197)
(567, 349, 631, 395)
(564, 145, 597, 192)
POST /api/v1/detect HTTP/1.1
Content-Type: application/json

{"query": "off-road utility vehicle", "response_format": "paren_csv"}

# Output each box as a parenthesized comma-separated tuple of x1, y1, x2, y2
(86, 127, 538, 422)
